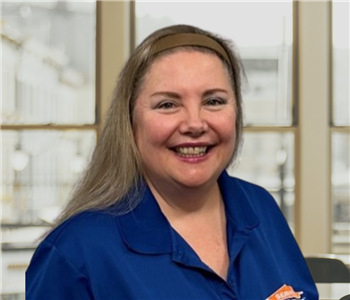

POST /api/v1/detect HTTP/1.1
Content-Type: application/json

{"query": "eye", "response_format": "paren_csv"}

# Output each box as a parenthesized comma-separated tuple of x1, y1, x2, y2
(205, 97, 227, 106)
(155, 101, 177, 110)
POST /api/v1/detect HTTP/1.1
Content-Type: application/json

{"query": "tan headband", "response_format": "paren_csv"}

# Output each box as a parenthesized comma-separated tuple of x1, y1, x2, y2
(151, 33, 231, 65)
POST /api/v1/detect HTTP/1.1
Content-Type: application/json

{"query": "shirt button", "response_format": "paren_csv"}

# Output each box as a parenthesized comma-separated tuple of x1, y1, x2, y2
(228, 279, 235, 287)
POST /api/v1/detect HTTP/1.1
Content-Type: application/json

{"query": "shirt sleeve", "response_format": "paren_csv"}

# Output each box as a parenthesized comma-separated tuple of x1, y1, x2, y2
(26, 240, 94, 300)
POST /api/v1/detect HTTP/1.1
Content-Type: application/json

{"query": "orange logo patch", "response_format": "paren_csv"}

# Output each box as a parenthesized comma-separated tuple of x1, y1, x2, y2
(266, 284, 304, 300)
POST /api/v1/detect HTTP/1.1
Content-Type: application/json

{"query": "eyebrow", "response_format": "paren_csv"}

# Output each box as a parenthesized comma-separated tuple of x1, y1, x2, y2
(150, 88, 229, 98)
(150, 91, 181, 99)
(203, 88, 229, 97)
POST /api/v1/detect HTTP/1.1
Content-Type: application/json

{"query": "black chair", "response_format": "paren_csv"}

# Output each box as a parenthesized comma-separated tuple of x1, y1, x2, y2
(305, 257, 350, 283)
(340, 295, 350, 300)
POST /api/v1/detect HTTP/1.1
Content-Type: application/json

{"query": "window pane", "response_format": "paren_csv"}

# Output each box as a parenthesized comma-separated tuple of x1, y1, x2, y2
(1, 130, 96, 225)
(333, 1, 350, 126)
(1, 2, 96, 125)
(2, 129, 96, 295)
(227, 132, 295, 230)
(332, 132, 350, 254)
(136, 2, 293, 126)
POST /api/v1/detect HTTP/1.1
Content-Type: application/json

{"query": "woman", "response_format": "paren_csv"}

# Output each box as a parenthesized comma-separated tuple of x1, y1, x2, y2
(26, 24, 318, 300)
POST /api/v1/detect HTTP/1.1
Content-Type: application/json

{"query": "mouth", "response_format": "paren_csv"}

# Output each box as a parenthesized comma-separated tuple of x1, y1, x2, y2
(172, 146, 211, 158)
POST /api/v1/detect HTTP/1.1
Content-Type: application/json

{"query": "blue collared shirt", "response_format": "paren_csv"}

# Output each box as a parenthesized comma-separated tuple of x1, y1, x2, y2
(26, 172, 318, 300)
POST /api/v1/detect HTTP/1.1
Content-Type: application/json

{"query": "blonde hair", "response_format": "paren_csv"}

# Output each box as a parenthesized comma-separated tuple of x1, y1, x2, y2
(53, 24, 245, 228)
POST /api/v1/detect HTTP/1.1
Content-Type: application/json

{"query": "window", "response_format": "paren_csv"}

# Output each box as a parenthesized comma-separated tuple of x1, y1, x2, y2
(331, 1, 350, 254)
(1, 1, 97, 295)
(1, 2, 348, 297)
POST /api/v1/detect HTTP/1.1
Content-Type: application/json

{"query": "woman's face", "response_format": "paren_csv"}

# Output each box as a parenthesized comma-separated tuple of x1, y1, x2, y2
(133, 50, 236, 191)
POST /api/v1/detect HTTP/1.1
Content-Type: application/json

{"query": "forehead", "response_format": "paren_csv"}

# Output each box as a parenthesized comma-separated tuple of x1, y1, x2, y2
(143, 50, 232, 90)
(149, 48, 227, 72)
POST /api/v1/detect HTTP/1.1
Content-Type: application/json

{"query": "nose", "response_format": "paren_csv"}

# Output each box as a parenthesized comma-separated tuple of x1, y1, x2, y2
(179, 108, 209, 137)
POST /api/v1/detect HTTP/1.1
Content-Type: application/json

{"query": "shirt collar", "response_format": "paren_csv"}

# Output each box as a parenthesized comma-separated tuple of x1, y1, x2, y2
(218, 171, 260, 233)
(117, 186, 173, 254)
(117, 170, 260, 255)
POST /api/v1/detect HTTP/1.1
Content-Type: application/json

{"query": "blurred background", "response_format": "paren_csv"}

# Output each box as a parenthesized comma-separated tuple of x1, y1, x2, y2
(1, 1, 349, 298)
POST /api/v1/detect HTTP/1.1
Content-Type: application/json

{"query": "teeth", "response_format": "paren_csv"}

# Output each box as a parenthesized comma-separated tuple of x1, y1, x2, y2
(175, 147, 207, 156)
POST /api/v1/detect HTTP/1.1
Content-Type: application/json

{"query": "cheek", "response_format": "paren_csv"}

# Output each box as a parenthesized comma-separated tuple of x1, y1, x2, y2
(217, 110, 236, 143)
(218, 113, 237, 164)
(134, 115, 173, 149)
(223, 123, 236, 150)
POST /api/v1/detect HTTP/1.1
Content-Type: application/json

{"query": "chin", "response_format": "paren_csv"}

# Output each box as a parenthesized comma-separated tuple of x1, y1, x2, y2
(175, 174, 219, 189)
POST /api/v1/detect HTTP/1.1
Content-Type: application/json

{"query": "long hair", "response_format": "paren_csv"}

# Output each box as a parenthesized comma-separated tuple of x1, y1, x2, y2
(53, 24, 245, 228)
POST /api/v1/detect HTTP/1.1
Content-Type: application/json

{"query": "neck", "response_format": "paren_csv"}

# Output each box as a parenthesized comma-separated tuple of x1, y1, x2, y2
(146, 177, 223, 218)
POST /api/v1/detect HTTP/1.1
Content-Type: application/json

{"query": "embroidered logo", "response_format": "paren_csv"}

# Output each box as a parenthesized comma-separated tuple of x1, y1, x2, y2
(266, 284, 305, 300)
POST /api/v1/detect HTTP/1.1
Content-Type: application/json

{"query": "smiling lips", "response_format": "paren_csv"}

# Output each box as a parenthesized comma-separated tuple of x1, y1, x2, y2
(173, 146, 210, 157)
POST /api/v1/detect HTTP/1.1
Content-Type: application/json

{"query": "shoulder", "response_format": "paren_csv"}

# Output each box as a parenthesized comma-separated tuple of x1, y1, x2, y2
(222, 173, 286, 224)
(26, 211, 121, 298)
(41, 210, 124, 260)
(222, 172, 276, 205)
(48, 210, 117, 241)
(29, 209, 128, 280)
(229, 176, 269, 194)
(235, 177, 276, 206)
